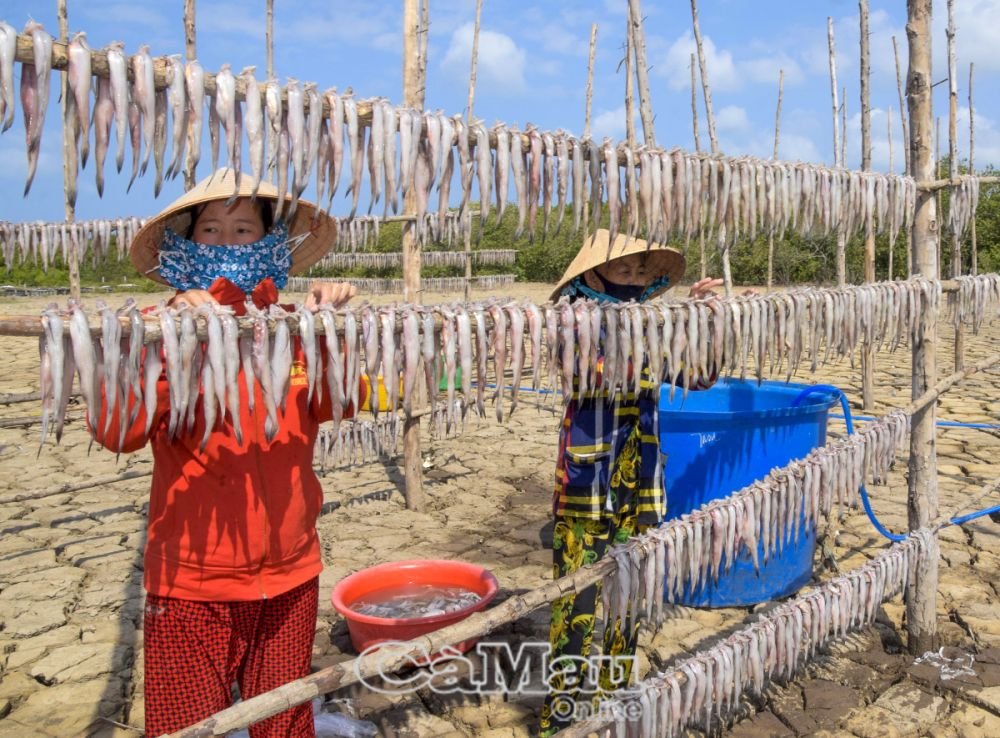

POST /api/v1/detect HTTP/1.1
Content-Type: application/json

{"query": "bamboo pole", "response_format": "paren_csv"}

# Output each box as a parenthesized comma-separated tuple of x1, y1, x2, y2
(946, 0, 963, 373)
(464, 0, 482, 302)
(57, 0, 80, 301)
(582, 23, 597, 236)
(860, 0, 875, 411)
(918, 174, 1000, 191)
(767, 68, 783, 291)
(969, 63, 977, 276)
(401, 0, 425, 513)
(624, 7, 637, 152)
(689, 0, 717, 155)
(183, 0, 197, 191)
(904, 0, 940, 657)
(627, 0, 655, 147)
(904, 348, 1000, 419)
(841, 85, 848, 169)
(828, 18, 847, 287)
(894, 35, 914, 277)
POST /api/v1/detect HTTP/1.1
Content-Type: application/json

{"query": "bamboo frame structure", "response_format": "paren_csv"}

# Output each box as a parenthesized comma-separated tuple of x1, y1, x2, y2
(860, 1, 876, 411)
(56, 0, 79, 301)
(627, 0, 655, 147)
(767, 68, 783, 291)
(946, 0, 964, 372)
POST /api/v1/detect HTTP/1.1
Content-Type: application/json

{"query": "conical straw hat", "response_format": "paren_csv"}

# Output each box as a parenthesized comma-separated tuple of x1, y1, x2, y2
(129, 169, 337, 286)
(550, 229, 686, 301)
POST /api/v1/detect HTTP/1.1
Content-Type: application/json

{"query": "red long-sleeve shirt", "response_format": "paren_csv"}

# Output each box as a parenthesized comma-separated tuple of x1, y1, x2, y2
(90, 278, 368, 601)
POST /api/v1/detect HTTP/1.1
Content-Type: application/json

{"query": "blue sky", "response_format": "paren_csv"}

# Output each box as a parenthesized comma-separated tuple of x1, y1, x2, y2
(1, 0, 999, 224)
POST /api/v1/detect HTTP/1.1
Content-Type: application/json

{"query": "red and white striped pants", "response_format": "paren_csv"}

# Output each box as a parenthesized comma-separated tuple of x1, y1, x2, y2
(142, 577, 319, 737)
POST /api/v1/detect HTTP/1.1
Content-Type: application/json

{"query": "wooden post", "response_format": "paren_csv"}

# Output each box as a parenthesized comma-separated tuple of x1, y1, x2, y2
(266, 0, 274, 79)
(860, 0, 875, 411)
(465, 0, 482, 302)
(828, 18, 847, 287)
(841, 86, 848, 169)
(183, 0, 197, 191)
(689, 0, 718, 155)
(969, 62, 977, 276)
(582, 23, 597, 236)
(893, 35, 914, 276)
(624, 8, 636, 152)
(57, 0, 80, 301)
(767, 68, 783, 291)
(627, 0, 655, 147)
(904, 0, 940, 657)
(401, 0, 425, 512)
(946, 0, 963, 373)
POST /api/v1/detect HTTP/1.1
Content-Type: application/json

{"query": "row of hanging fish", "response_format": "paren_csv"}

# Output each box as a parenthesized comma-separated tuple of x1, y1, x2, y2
(35, 278, 995, 450)
(947, 175, 980, 240)
(582, 530, 932, 738)
(4, 21, 949, 253)
(285, 274, 516, 296)
(314, 249, 516, 271)
(948, 273, 1000, 334)
(598, 409, 909, 632)
(313, 405, 459, 469)
(329, 211, 478, 252)
(0, 217, 145, 271)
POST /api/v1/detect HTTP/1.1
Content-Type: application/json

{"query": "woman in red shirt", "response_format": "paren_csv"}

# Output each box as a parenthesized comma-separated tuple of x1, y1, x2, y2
(91, 170, 367, 737)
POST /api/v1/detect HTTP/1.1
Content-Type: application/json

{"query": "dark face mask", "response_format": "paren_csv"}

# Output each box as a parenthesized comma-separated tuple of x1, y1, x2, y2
(599, 277, 647, 303)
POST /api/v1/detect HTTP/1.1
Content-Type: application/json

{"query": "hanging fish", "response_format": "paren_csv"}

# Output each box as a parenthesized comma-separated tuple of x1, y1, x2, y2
(67, 32, 92, 169)
(21, 21, 53, 196)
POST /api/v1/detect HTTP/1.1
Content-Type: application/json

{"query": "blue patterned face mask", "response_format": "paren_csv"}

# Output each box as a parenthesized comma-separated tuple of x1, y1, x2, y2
(156, 222, 297, 293)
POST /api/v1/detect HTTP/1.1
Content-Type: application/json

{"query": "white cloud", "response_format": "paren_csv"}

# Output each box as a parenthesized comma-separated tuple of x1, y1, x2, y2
(591, 105, 628, 143)
(717, 105, 751, 132)
(659, 30, 739, 92)
(440, 23, 527, 95)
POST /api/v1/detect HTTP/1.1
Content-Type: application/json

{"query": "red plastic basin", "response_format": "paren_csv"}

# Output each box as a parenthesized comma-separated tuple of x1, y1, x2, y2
(331, 559, 498, 655)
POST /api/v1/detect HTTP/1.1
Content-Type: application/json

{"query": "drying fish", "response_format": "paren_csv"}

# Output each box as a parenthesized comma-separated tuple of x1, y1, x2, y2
(164, 55, 187, 180)
(21, 21, 53, 196)
(0, 21, 15, 132)
(67, 32, 92, 168)
(132, 45, 156, 176)
(240, 67, 265, 198)
(184, 60, 205, 182)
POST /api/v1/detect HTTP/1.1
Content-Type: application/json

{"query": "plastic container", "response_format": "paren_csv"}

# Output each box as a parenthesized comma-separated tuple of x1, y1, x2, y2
(658, 378, 838, 607)
(331, 559, 498, 656)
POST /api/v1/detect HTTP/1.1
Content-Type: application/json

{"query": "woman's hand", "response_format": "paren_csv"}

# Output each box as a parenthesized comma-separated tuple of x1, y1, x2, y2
(169, 290, 217, 309)
(688, 277, 724, 299)
(304, 281, 357, 310)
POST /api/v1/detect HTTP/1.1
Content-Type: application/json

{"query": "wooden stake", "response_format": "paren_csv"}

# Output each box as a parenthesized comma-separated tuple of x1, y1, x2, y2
(946, 0, 963, 373)
(265, 0, 274, 79)
(904, 0, 940, 657)
(888, 105, 895, 279)
(841, 85, 848, 169)
(627, 0, 655, 147)
(969, 62, 977, 276)
(402, 0, 425, 513)
(465, 0, 482, 301)
(828, 18, 847, 287)
(582, 23, 597, 235)
(767, 68, 783, 291)
(57, 0, 79, 301)
(183, 0, 197, 191)
(860, 0, 875, 411)
(690, 52, 701, 153)
(689, 0, 718, 155)
(893, 35, 914, 276)
(624, 7, 637, 152)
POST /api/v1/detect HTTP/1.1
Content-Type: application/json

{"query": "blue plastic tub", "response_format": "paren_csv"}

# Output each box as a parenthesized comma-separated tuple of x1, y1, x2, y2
(658, 378, 838, 607)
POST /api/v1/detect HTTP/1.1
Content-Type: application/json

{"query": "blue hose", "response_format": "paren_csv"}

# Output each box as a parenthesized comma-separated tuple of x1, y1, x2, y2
(791, 385, 1000, 537)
